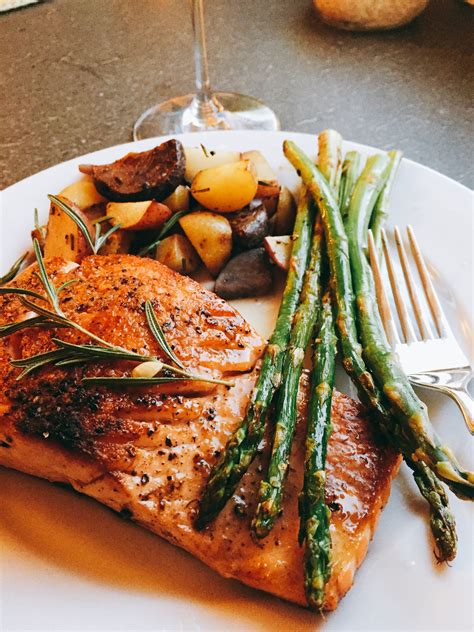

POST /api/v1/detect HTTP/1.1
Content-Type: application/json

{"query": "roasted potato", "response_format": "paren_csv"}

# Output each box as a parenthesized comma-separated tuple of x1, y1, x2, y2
(190, 160, 258, 213)
(59, 179, 106, 209)
(273, 187, 296, 235)
(184, 146, 241, 182)
(214, 248, 273, 299)
(155, 234, 200, 275)
(106, 200, 172, 231)
(264, 235, 292, 270)
(79, 139, 185, 202)
(163, 185, 190, 212)
(97, 228, 132, 255)
(242, 150, 280, 202)
(44, 195, 94, 262)
(228, 204, 269, 249)
(179, 211, 232, 277)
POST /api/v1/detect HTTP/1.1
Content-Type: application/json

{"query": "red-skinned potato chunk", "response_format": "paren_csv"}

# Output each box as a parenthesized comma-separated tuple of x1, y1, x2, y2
(44, 195, 94, 262)
(215, 248, 273, 299)
(190, 160, 258, 213)
(179, 211, 232, 277)
(228, 204, 269, 249)
(78, 139, 185, 202)
(264, 235, 292, 270)
(106, 201, 172, 231)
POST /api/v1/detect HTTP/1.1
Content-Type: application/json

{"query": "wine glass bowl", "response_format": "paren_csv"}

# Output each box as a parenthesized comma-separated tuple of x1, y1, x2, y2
(133, 91, 280, 139)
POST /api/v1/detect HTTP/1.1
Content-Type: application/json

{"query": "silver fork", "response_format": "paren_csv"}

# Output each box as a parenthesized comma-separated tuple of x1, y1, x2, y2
(368, 225, 474, 435)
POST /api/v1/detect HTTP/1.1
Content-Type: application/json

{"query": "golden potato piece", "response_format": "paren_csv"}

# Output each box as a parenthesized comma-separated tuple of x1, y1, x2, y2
(163, 185, 190, 212)
(155, 234, 200, 275)
(179, 211, 232, 277)
(44, 195, 94, 262)
(242, 149, 280, 201)
(97, 228, 132, 255)
(106, 200, 172, 231)
(59, 179, 106, 209)
(184, 146, 241, 182)
(190, 160, 258, 213)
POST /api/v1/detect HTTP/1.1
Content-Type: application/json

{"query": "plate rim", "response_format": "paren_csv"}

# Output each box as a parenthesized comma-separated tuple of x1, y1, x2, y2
(0, 129, 472, 631)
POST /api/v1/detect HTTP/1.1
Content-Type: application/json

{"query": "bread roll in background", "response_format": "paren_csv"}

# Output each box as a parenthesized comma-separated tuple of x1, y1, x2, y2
(313, 0, 430, 31)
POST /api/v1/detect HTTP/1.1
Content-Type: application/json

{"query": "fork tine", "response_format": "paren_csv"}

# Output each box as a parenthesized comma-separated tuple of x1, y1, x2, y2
(393, 226, 435, 341)
(368, 230, 400, 346)
(380, 228, 417, 343)
(407, 225, 446, 338)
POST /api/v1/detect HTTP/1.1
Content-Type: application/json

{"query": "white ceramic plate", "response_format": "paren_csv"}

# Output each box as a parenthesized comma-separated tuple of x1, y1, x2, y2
(0, 131, 473, 632)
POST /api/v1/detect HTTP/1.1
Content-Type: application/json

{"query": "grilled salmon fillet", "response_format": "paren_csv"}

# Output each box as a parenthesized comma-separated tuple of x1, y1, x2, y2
(0, 255, 399, 610)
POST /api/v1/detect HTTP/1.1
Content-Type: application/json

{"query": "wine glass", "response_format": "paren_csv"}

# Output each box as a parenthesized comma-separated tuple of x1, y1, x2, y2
(133, 0, 280, 140)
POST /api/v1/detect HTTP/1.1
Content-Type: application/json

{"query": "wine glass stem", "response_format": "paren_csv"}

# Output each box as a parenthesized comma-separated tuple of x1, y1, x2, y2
(191, 0, 212, 101)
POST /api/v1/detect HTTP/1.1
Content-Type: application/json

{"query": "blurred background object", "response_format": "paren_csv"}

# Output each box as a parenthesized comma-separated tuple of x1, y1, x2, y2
(0, 0, 472, 188)
(133, 0, 279, 138)
(313, 0, 430, 31)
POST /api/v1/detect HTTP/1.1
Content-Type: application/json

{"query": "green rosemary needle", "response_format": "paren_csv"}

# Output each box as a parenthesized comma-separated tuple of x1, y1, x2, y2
(1, 238, 234, 388)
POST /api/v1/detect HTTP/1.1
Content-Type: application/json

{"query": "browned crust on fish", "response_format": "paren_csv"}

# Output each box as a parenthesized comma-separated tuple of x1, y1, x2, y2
(0, 256, 399, 610)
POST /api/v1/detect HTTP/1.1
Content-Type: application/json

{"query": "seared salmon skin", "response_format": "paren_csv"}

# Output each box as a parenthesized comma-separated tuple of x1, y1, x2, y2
(0, 256, 399, 610)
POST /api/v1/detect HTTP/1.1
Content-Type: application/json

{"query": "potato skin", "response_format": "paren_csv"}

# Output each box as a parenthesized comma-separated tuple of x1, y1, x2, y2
(44, 195, 94, 262)
(228, 204, 269, 249)
(155, 234, 200, 275)
(214, 248, 273, 300)
(79, 140, 185, 202)
(190, 160, 258, 213)
(264, 235, 291, 271)
(179, 211, 232, 277)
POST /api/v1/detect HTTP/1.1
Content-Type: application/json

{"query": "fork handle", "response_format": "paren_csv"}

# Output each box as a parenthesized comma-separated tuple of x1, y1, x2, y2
(410, 368, 474, 435)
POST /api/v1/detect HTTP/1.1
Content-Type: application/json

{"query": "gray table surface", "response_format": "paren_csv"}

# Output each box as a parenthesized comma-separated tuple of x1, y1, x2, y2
(0, 0, 472, 190)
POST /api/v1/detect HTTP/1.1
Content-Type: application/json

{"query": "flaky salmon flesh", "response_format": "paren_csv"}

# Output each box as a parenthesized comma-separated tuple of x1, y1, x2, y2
(0, 255, 399, 610)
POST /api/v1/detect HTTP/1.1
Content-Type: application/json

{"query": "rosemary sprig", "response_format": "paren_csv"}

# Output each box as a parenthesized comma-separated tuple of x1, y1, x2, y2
(1, 239, 233, 388)
(0, 252, 28, 285)
(47, 194, 123, 255)
(145, 301, 185, 369)
(48, 194, 97, 253)
(0, 287, 47, 302)
(138, 209, 191, 257)
(34, 208, 47, 242)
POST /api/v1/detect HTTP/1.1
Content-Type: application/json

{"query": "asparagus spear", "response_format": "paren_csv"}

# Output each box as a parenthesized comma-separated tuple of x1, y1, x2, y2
(339, 151, 363, 221)
(300, 130, 339, 607)
(300, 290, 336, 608)
(347, 155, 458, 558)
(408, 458, 457, 561)
(283, 140, 474, 500)
(317, 129, 343, 195)
(196, 191, 315, 529)
(345, 154, 473, 499)
(252, 215, 325, 538)
(369, 150, 402, 248)
(252, 130, 341, 539)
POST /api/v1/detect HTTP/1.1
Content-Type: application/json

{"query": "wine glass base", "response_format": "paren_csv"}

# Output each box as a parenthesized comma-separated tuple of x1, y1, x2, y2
(133, 92, 280, 140)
